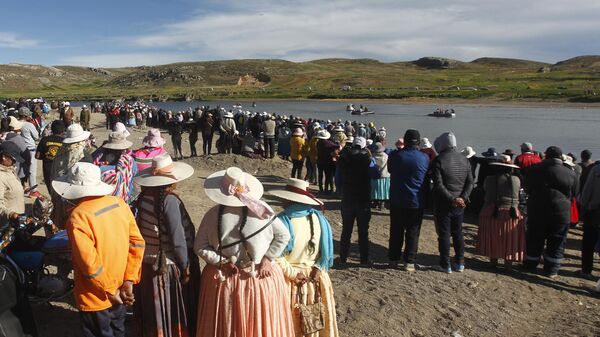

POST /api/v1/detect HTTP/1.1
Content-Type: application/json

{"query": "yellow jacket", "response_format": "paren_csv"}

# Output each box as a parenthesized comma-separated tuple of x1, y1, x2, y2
(66, 196, 145, 312)
(307, 137, 319, 163)
(290, 136, 305, 161)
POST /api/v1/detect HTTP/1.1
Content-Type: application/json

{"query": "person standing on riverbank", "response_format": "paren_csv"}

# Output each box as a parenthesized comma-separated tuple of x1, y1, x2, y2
(262, 115, 276, 159)
(432, 132, 474, 273)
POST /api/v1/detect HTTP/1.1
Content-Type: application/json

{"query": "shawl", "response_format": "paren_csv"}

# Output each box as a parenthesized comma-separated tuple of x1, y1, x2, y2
(93, 149, 138, 204)
(277, 203, 333, 270)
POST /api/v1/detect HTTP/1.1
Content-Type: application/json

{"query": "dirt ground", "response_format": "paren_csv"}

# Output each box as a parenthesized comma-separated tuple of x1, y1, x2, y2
(28, 111, 600, 337)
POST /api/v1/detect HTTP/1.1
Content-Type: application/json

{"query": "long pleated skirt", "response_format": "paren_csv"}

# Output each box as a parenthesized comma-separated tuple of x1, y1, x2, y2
(476, 205, 526, 262)
(134, 261, 200, 337)
(284, 267, 339, 337)
(197, 263, 294, 337)
(370, 177, 390, 201)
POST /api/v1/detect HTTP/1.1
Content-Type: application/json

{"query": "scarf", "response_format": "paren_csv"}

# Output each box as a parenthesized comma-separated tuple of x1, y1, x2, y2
(277, 203, 333, 270)
(94, 150, 137, 204)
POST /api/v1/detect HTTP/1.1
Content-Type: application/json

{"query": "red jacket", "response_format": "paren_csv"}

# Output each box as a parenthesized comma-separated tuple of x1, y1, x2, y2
(515, 152, 541, 169)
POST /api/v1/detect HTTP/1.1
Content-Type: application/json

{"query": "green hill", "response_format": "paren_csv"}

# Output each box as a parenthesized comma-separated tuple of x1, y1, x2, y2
(0, 56, 599, 102)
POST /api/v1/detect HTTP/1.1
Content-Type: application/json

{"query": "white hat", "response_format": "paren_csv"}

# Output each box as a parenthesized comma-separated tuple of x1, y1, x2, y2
(354, 136, 367, 149)
(268, 178, 323, 206)
(142, 128, 166, 147)
(134, 154, 194, 187)
(82, 105, 87, 109)
(334, 125, 344, 132)
(490, 154, 520, 169)
(103, 131, 133, 150)
(366, 139, 373, 146)
(461, 146, 476, 159)
(562, 154, 576, 167)
(8, 116, 23, 130)
(421, 138, 433, 149)
(52, 162, 114, 200)
(64, 101, 71, 106)
(204, 167, 264, 207)
(63, 124, 91, 144)
(112, 122, 131, 138)
(315, 130, 330, 140)
(224, 112, 234, 118)
(346, 136, 354, 144)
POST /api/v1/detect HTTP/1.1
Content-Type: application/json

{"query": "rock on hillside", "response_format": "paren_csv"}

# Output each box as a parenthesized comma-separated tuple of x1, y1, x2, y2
(412, 57, 463, 69)
(552, 55, 600, 70)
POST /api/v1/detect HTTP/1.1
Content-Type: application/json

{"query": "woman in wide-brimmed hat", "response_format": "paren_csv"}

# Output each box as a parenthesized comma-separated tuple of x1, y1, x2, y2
(194, 167, 293, 337)
(316, 129, 339, 194)
(133, 154, 201, 337)
(92, 131, 137, 204)
(476, 155, 525, 268)
(290, 128, 305, 179)
(133, 128, 168, 172)
(270, 178, 339, 337)
(371, 142, 390, 210)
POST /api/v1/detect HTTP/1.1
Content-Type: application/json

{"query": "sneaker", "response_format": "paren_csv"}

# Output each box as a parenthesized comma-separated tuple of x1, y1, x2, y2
(436, 266, 452, 274)
(455, 264, 465, 273)
(404, 263, 416, 272)
(28, 191, 42, 198)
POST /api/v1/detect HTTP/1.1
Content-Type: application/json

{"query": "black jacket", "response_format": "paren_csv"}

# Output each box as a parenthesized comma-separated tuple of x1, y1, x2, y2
(432, 148, 474, 211)
(339, 147, 372, 204)
(525, 158, 578, 224)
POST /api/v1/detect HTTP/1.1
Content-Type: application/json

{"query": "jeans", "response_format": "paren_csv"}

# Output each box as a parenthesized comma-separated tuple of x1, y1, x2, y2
(340, 200, 371, 263)
(389, 205, 424, 263)
(80, 304, 126, 337)
(524, 221, 569, 274)
(263, 137, 275, 158)
(291, 159, 304, 179)
(305, 160, 317, 183)
(581, 218, 599, 274)
(202, 133, 213, 155)
(435, 207, 465, 269)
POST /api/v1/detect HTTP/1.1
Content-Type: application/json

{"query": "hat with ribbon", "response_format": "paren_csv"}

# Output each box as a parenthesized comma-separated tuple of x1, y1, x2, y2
(269, 178, 323, 206)
(134, 154, 194, 186)
(489, 154, 519, 169)
(204, 167, 273, 219)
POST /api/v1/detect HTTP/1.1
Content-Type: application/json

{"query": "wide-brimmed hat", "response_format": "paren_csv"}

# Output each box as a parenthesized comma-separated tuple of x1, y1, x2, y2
(112, 122, 131, 138)
(481, 147, 497, 157)
(103, 131, 133, 150)
(8, 116, 23, 130)
(269, 178, 323, 206)
(52, 162, 114, 200)
(316, 130, 330, 139)
(0, 141, 24, 163)
(490, 154, 519, 169)
(334, 125, 344, 132)
(461, 146, 476, 159)
(345, 136, 354, 144)
(134, 154, 194, 187)
(18, 107, 32, 117)
(562, 154, 576, 167)
(421, 138, 433, 149)
(354, 136, 367, 149)
(204, 167, 264, 207)
(502, 149, 516, 157)
(292, 128, 304, 136)
(224, 112, 234, 118)
(63, 123, 91, 144)
(142, 128, 166, 147)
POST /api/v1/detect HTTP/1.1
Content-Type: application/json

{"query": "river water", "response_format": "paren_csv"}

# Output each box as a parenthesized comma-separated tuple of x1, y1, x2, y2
(93, 100, 600, 158)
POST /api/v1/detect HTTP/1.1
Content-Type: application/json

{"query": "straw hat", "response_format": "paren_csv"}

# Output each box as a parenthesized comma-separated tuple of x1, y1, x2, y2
(134, 154, 194, 187)
(63, 123, 91, 144)
(8, 116, 23, 130)
(103, 131, 133, 150)
(204, 167, 264, 207)
(268, 178, 323, 206)
(52, 162, 114, 200)
(142, 128, 166, 147)
(461, 146, 476, 159)
(316, 130, 330, 139)
(489, 154, 519, 169)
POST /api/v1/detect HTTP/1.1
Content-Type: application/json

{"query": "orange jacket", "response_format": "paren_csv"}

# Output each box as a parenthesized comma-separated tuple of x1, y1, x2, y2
(66, 196, 145, 312)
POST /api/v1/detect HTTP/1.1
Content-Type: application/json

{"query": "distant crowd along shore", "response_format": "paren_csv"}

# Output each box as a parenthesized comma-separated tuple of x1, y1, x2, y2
(0, 96, 599, 337)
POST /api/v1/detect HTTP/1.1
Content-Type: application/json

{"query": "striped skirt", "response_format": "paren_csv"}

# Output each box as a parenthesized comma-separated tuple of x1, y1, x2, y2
(134, 261, 200, 337)
(197, 263, 294, 337)
(476, 205, 526, 262)
(370, 177, 390, 201)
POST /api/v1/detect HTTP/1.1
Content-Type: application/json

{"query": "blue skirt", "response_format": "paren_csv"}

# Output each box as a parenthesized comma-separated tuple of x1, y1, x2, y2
(371, 177, 390, 200)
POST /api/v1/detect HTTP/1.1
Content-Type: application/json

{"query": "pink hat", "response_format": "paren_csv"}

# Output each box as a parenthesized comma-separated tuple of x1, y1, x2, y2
(292, 128, 303, 136)
(142, 128, 166, 148)
(112, 122, 131, 137)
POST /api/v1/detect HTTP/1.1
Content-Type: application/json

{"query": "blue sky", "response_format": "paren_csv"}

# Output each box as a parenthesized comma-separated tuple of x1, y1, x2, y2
(1, 0, 599, 67)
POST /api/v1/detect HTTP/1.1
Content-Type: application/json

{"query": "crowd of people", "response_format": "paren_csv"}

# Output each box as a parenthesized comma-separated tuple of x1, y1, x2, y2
(1, 97, 599, 337)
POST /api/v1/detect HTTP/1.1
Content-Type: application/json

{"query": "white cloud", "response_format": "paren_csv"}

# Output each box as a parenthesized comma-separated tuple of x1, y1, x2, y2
(0, 32, 38, 48)
(59, 53, 197, 68)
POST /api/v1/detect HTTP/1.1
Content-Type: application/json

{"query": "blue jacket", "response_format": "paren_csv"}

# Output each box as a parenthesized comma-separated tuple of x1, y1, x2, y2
(388, 147, 430, 208)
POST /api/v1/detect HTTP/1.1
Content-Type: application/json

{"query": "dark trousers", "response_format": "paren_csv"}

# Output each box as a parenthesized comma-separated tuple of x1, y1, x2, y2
(263, 137, 275, 158)
(581, 217, 599, 274)
(318, 163, 335, 193)
(305, 160, 316, 183)
(172, 138, 183, 158)
(202, 133, 213, 155)
(80, 304, 126, 337)
(340, 200, 371, 263)
(389, 205, 424, 263)
(435, 207, 465, 269)
(291, 159, 304, 179)
(189, 134, 198, 156)
(42, 162, 52, 188)
(524, 221, 569, 274)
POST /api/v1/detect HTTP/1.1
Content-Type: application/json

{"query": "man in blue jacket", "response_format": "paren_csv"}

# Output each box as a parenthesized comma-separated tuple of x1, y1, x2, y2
(387, 129, 430, 271)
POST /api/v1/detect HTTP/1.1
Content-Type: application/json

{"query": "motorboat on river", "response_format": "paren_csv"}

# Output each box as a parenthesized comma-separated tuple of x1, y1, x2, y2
(428, 108, 456, 118)
(347, 104, 374, 115)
